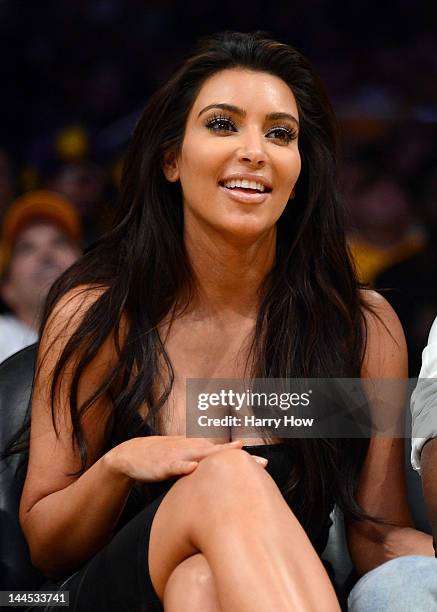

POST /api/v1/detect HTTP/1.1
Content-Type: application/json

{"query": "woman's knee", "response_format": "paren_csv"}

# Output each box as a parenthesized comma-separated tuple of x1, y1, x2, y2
(187, 448, 275, 510)
(163, 553, 220, 612)
(348, 555, 437, 612)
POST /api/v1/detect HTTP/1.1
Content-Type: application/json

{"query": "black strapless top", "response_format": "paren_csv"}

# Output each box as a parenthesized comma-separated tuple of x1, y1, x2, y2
(114, 432, 334, 556)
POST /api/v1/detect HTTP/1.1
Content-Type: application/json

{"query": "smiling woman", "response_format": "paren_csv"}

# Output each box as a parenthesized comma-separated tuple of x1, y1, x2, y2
(11, 31, 421, 612)
(162, 69, 301, 243)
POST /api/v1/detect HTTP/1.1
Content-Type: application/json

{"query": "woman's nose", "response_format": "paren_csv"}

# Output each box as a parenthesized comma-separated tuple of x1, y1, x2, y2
(237, 131, 267, 167)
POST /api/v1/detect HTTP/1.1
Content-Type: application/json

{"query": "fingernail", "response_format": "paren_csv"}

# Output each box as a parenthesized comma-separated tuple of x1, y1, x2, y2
(253, 456, 268, 466)
(228, 440, 243, 445)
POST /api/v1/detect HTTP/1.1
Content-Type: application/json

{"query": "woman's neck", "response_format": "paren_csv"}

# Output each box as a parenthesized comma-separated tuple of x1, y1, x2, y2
(183, 224, 276, 321)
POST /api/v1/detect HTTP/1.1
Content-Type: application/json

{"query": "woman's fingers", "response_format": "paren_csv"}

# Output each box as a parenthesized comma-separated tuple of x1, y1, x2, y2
(188, 441, 268, 468)
(174, 460, 199, 475)
(206, 439, 244, 449)
(111, 437, 269, 482)
(169, 454, 268, 478)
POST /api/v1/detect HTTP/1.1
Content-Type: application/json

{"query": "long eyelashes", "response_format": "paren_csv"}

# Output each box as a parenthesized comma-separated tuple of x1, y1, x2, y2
(267, 126, 298, 143)
(205, 114, 237, 133)
(205, 113, 298, 144)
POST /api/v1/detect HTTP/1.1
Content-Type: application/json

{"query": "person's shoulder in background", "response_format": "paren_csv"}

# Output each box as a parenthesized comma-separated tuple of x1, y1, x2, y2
(0, 313, 38, 365)
(423, 317, 437, 369)
(411, 315, 437, 474)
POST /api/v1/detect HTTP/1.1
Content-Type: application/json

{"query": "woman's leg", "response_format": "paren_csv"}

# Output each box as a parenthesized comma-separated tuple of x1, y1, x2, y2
(163, 553, 221, 612)
(148, 448, 340, 612)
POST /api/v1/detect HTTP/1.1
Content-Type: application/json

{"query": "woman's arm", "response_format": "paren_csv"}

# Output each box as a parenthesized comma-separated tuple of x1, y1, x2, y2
(19, 286, 138, 578)
(346, 290, 433, 576)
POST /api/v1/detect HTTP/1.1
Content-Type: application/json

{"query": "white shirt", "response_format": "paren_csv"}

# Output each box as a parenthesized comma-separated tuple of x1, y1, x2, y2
(0, 314, 38, 364)
(411, 316, 437, 473)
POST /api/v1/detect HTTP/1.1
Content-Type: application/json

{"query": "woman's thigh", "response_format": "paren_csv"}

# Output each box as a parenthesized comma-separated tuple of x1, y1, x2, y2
(147, 447, 292, 599)
(148, 448, 337, 610)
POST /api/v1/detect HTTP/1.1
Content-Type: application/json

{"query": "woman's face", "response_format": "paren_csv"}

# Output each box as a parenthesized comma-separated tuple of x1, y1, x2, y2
(163, 68, 301, 242)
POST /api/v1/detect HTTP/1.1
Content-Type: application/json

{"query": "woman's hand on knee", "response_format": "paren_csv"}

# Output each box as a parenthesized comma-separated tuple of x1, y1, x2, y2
(103, 436, 265, 482)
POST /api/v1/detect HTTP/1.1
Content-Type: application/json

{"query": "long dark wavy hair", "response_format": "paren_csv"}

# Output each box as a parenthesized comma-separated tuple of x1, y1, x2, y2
(7, 31, 375, 545)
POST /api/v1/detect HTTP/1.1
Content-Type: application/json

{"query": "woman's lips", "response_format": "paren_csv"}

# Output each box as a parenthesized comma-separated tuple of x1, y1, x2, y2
(218, 184, 270, 204)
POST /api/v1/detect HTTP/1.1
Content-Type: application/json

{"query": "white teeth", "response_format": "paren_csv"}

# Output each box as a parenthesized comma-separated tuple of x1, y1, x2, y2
(222, 179, 266, 192)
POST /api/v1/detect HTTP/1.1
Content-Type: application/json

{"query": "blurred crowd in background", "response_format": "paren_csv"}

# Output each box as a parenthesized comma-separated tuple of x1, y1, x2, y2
(0, 0, 436, 375)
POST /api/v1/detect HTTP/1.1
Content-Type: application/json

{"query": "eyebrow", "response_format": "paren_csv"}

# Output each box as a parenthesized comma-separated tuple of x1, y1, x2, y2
(197, 103, 299, 127)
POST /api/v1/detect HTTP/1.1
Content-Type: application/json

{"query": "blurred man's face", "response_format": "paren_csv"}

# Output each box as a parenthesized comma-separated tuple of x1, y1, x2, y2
(1, 221, 80, 315)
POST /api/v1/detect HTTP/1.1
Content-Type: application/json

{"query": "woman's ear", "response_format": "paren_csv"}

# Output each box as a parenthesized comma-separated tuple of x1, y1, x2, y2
(162, 150, 180, 182)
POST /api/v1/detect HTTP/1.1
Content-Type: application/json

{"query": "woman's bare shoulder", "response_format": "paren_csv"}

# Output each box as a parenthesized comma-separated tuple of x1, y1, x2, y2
(45, 284, 109, 329)
(42, 283, 129, 348)
(359, 288, 407, 378)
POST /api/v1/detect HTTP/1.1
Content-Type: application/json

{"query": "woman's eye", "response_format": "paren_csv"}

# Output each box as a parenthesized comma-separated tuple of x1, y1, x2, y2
(267, 127, 297, 144)
(205, 115, 236, 133)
